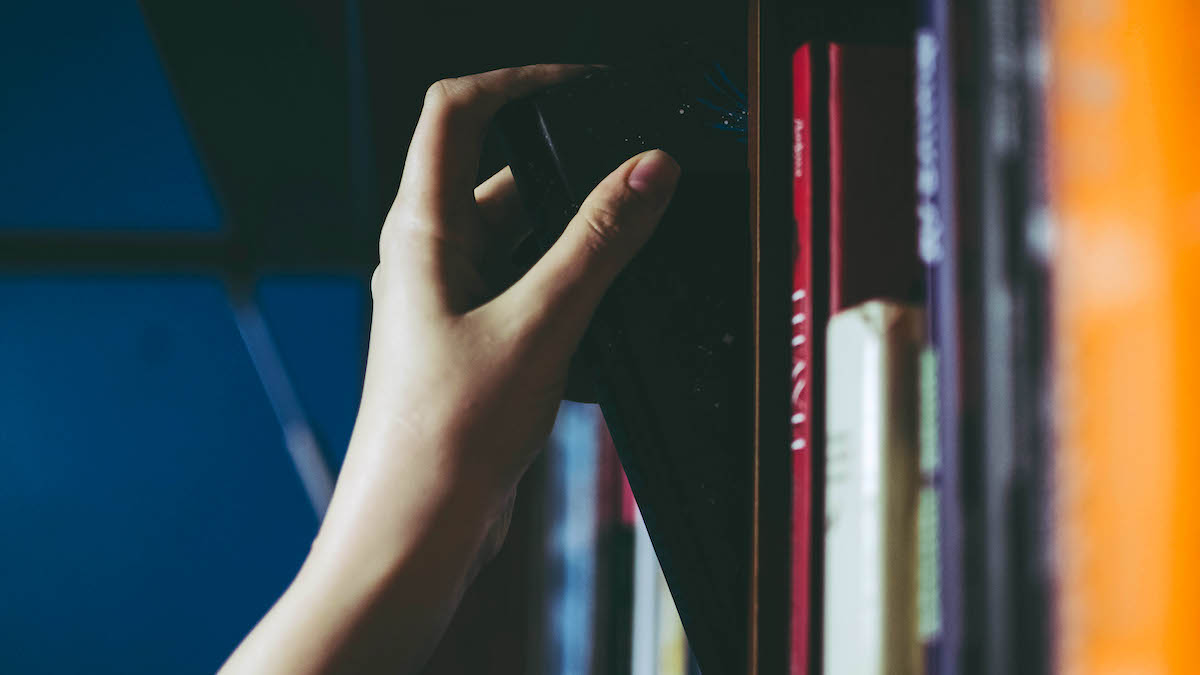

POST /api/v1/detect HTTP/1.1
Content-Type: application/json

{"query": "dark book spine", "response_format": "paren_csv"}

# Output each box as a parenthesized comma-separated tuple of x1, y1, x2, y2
(955, 0, 1053, 671)
(1009, 0, 1053, 669)
(982, 0, 1053, 673)
(828, 44, 921, 314)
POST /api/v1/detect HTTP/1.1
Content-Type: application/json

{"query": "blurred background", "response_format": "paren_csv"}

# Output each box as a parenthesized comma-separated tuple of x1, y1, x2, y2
(0, 1, 734, 673)
(1, 2, 367, 672)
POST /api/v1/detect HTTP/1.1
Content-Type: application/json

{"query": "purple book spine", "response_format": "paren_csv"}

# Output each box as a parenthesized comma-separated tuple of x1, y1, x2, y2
(915, 0, 961, 672)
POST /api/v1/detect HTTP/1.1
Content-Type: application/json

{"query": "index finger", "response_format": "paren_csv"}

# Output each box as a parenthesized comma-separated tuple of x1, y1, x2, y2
(397, 64, 592, 220)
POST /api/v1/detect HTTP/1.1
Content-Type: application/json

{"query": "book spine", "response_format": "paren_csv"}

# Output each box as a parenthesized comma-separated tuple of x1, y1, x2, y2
(994, 1, 1055, 673)
(953, 0, 1054, 670)
(630, 508, 689, 675)
(543, 402, 602, 675)
(823, 301, 925, 675)
(592, 420, 634, 675)
(827, 45, 846, 313)
(790, 43, 815, 675)
(827, 44, 922, 314)
(631, 509, 659, 675)
(914, 0, 958, 671)
(1052, 0, 1200, 672)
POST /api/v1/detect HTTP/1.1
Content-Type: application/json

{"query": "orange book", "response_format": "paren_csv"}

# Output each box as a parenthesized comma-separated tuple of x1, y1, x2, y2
(1052, 1, 1200, 673)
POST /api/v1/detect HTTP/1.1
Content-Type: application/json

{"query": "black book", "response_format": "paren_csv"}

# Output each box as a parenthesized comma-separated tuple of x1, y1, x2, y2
(496, 59, 752, 675)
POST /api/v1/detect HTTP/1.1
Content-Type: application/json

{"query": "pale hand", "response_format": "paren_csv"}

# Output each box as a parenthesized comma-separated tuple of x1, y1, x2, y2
(220, 64, 680, 675)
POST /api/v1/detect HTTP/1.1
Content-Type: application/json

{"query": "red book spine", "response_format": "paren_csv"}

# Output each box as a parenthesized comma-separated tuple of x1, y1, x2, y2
(790, 43, 815, 675)
(828, 45, 845, 313)
(594, 414, 635, 675)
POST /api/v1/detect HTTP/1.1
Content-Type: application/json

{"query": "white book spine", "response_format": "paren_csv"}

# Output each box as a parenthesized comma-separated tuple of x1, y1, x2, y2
(631, 509, 661, 675)
(824, 301, 924, 675)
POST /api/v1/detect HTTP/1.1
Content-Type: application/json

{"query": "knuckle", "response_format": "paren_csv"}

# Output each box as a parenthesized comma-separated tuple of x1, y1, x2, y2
(377, 211, 418, 264)
(577, 202, 626, 255)
(423, 77, 474, 119)
(423, 79, 453, 109)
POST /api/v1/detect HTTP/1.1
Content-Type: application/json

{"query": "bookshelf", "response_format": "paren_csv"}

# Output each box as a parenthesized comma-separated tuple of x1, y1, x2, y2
(749, 0, 1200, 674)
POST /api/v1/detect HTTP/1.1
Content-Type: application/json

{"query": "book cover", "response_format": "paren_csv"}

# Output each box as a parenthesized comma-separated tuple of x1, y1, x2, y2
(823, 301, 925, 675)
(1052, 1, 1200, 672)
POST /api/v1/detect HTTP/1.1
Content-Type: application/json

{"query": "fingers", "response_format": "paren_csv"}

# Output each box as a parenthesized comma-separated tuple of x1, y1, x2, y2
(397, 65, 591, 222)
(474, 166, 533, 251)
(487, 150, 681, 351)
(473, 166, 536, 296)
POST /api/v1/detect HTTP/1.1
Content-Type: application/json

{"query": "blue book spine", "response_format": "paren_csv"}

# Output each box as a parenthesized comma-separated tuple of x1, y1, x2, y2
(543, 402, 603, 675)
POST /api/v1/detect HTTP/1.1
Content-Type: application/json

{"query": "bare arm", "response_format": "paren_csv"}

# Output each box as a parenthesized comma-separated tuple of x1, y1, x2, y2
(219, 64, 680, 675)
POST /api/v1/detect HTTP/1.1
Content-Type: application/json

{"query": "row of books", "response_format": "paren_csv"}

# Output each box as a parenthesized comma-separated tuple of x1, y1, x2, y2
(542, 402, 698, 675)
(783, 0, 1200, 673)
(785, 37, 931, 675)
(420, 400, 698, 675)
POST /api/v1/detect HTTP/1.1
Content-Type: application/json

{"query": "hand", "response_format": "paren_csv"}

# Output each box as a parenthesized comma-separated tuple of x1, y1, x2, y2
(221, 64, 680, 675)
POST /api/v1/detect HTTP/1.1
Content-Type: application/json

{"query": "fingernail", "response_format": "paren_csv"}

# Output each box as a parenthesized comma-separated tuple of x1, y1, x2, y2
(627, 150, 681, 205)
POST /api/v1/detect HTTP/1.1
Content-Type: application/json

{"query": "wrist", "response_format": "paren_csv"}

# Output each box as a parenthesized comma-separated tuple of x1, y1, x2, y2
(311, 423, 501, 573)
(346, 403, 523, 517)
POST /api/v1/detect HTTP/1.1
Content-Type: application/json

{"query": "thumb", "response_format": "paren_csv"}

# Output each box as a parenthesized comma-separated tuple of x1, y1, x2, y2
(492, 149, 680, 348)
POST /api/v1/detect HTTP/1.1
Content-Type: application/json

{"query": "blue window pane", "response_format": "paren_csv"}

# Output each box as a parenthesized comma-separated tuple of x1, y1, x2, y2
(0, 277, 315, 674)
(256, 275, 367, 470)
(0, 3, 221, 230)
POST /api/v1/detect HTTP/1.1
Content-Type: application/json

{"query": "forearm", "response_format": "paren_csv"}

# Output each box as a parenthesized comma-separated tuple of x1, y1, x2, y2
(220, 434, 495, 675)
